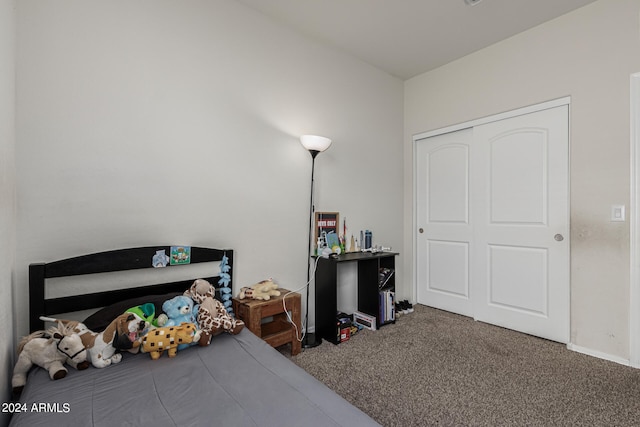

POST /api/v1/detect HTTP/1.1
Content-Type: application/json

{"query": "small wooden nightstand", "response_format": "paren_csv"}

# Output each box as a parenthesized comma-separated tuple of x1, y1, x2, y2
(232, 289, 301, 356)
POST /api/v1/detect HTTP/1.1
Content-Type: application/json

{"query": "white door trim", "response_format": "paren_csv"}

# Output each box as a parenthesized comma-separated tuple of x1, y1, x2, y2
(412, 96, 571, 338)
(413, 97, 571, 141)
(630, 72, 640, 368)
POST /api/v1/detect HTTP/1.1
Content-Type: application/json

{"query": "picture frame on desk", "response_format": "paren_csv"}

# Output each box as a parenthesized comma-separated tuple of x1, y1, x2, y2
(314, 212, 339, 251)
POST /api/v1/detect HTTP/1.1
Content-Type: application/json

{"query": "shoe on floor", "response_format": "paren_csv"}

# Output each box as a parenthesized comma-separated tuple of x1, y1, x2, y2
(402, 300, 414, 313)
(394, 302, 404, 316)
(397, 301, 408, 314)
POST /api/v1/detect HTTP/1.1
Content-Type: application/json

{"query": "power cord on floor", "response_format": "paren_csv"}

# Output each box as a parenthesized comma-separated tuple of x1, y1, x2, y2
(282, 255, 321, 343)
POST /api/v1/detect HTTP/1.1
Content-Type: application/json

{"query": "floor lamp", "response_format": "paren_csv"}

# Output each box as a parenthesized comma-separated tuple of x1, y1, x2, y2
(300, 134, 332, 349)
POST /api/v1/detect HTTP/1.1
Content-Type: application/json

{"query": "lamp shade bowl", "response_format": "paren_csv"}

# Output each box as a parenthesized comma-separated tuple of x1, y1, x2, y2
(300, 135, 332, 153)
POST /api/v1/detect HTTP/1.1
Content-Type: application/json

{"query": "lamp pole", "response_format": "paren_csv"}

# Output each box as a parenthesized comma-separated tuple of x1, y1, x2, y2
(303, 149, 322, 348)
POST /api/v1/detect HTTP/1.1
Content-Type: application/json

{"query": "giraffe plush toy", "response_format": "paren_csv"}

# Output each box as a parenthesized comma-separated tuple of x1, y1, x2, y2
(184, 279, 244, 346)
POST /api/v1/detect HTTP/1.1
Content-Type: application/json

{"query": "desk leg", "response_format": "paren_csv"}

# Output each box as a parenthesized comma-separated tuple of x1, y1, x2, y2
(315, 257, 337, 344)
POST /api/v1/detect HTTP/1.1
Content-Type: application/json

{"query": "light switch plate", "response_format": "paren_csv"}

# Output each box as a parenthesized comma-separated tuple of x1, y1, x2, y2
(611, 205, 626, 222)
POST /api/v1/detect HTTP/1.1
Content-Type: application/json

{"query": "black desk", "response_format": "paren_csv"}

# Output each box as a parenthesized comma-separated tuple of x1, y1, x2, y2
(314, 251, 399, 344)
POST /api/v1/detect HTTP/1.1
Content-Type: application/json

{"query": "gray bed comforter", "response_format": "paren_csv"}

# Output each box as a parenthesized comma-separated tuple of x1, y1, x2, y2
(9, 329, 379, 427)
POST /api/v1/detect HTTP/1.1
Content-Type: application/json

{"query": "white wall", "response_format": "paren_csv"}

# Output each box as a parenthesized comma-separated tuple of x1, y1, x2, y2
(0, 0, 16, 419)
(14, 0, 403, 338)
(405, 0, 640, 360)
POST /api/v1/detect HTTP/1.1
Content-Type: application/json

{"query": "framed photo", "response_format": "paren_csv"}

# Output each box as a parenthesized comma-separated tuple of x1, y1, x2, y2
(314, 212, 339, 251)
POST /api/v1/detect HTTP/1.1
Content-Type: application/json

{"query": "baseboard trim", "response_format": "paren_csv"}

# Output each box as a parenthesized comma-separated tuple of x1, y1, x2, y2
(567, 343, 630, 367)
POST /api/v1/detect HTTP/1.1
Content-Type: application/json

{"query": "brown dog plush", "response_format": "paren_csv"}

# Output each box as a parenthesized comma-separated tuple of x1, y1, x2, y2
(43, 313, 148, 368)
(184, 279, 244, 346)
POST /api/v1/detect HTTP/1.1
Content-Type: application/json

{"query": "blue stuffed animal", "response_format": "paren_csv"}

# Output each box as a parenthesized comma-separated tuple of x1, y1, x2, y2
(161, 296, 200, 350)
(162, 295, 199, 326)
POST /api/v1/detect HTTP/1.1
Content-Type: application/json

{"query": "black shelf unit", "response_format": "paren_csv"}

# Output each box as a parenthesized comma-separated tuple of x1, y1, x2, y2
(314, 251, 399, 344)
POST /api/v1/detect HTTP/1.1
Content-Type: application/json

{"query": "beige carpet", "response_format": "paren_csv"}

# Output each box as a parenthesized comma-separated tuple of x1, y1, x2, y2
(283, 304, 640, 427)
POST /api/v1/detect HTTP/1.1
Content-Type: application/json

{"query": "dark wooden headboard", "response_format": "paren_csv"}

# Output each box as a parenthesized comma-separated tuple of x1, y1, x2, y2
(29, 246, 233, 332)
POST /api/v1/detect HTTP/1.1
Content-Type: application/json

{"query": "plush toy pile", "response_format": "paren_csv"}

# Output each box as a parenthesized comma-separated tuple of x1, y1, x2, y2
(38, 312, 150, 368)
(11, 278, 252, 392)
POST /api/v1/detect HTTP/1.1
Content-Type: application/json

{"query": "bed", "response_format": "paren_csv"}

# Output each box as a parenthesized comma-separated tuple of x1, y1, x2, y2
(10, 246, 379, 427)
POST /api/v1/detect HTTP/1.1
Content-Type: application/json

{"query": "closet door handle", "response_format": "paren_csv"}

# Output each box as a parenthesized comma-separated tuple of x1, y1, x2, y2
(554, 234, 564, 242)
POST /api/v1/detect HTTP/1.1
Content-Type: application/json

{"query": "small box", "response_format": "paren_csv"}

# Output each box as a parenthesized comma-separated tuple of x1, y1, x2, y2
(336, 312, 352, 343)
(339, 326, 351, 342)
(353, 311, 376, 331)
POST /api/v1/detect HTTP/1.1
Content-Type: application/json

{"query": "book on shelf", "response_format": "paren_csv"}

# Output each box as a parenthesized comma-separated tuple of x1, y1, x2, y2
(378, 290, 395, 324)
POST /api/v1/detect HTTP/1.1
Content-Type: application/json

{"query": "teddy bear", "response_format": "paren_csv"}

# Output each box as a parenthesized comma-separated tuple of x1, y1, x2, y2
(161, 295, 199, 350)
(184, 279, 244, 346)
(238, 279, 281, 301)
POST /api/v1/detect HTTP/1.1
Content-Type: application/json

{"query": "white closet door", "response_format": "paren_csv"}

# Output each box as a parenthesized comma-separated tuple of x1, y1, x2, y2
(416, 105, 569, 343)
(473, 106, 569, 343)
(416, 128, 474, 317)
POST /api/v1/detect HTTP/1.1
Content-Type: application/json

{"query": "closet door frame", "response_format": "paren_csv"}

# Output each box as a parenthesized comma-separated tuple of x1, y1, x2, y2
(630, 73, 640, 368)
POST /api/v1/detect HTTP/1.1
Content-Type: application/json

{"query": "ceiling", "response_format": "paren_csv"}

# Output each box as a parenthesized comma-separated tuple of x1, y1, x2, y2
(236, 0, 599, 80)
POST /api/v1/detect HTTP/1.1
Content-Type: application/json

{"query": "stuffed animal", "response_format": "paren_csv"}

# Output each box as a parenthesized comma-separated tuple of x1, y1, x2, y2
(184, 279, 244, 346)
(162, 295, 198, 327)
(12, 322, 89, 396)
(123, 303, 161, 353)
(161, 295, 200, 349)
(238, 279, 281, 301)
(126, 302, 161, 330)
(42, 313, 149, 368)
(141, 323, 200, 360)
